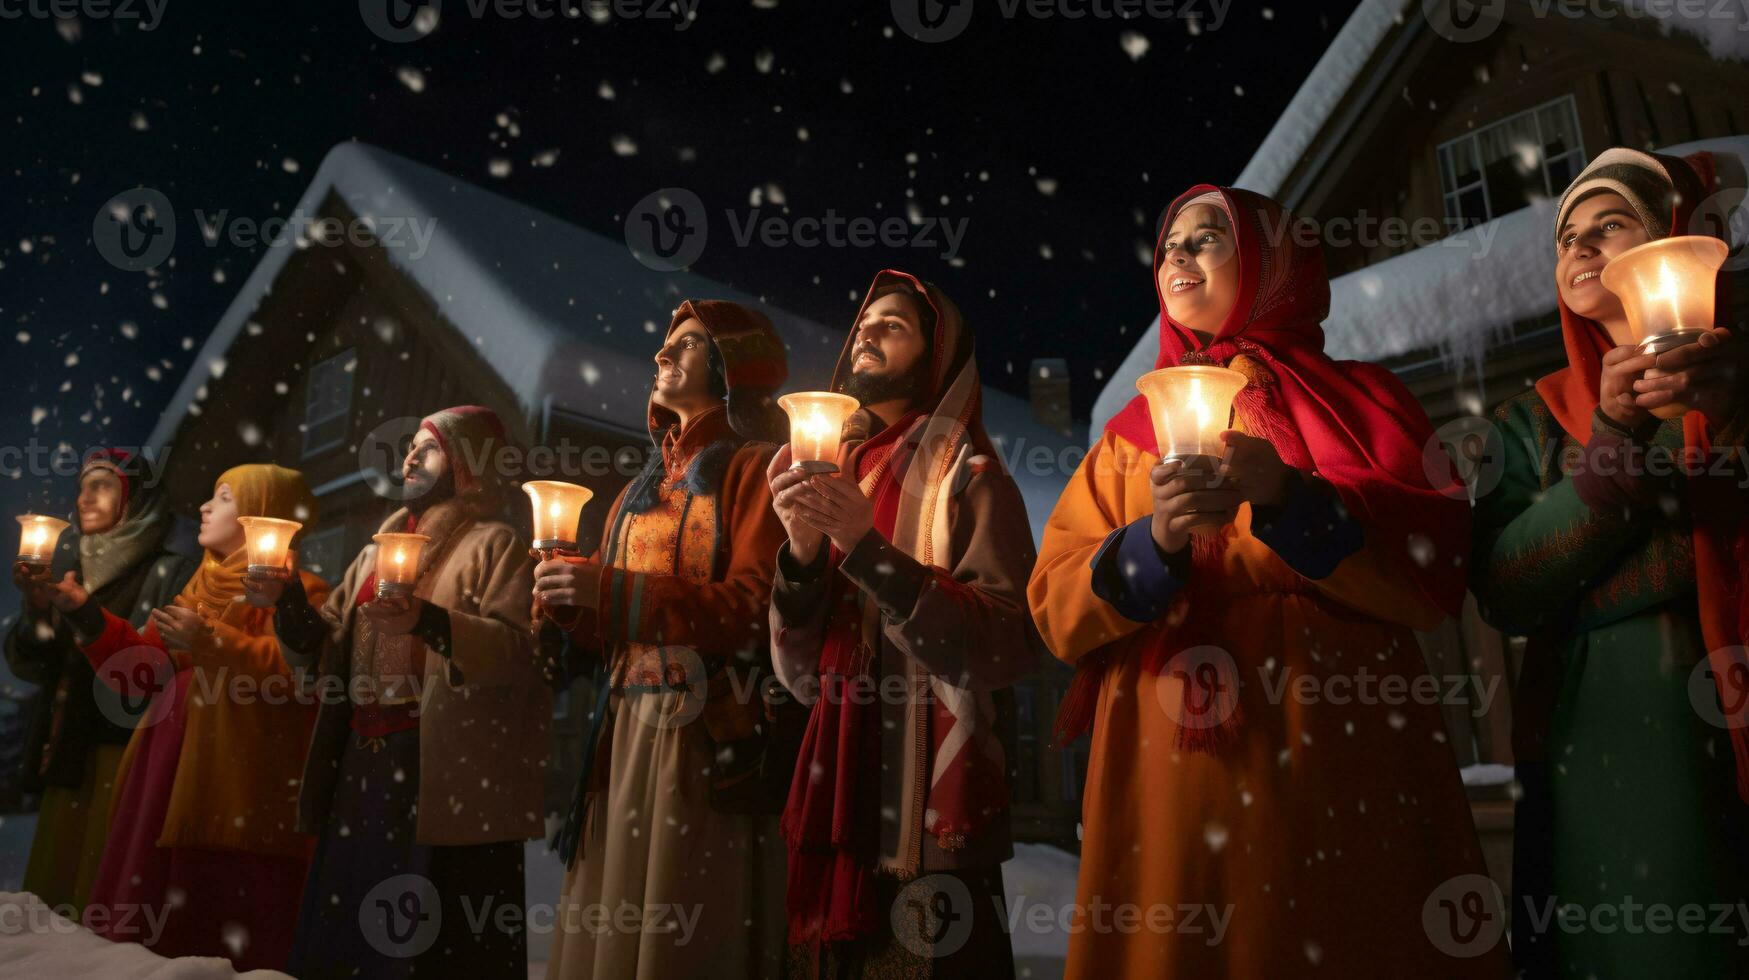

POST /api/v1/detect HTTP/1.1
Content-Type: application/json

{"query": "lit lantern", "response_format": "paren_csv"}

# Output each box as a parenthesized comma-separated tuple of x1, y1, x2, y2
(238, 516, 302, 578)
(523, 480, 593, 554)
(15, 515, 70, 572)
(1601, 236, 1729, 417)
(1135, 365, 1249, 472)
(778, 392, 860, 474)
(372, 532, 430, 600)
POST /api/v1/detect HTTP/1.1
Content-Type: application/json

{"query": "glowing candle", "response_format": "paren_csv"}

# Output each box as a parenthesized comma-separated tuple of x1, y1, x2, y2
(238, 516, 302, 577)
(523, 480, 593, 554)
(1601, 235, 1729, 417)
(778, 392, 860, 474)
(372, 532, 430, 600)
(15, 514, 70, 571)
(1135, 365, 1249, 467)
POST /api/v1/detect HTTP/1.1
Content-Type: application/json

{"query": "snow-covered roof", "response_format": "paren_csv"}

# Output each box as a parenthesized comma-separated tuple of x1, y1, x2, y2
(151, 142, 1082, 541)
(1232, 0, 1413, 199)
(1094, 0, 1749, 438)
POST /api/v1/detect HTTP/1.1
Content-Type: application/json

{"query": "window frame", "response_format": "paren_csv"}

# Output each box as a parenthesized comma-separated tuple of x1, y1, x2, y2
(1437, 94, 1585, 228)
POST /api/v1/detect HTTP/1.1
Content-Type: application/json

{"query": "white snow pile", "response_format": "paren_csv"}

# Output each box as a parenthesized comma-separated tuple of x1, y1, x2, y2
(0, 892, 290, 978)
(1626, 0, 1749, 61)
(1002, 841, 1080, 961)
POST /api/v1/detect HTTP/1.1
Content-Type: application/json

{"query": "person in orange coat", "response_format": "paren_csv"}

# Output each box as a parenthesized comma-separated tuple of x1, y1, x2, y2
(1028, 186, 1509, 977)
(40, 463, 327, 971)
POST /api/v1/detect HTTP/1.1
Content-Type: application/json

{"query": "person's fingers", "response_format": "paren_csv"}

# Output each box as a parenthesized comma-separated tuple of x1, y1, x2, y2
(770, 467, 808, 495)
(1163, 490, 1244, 517)
(538, 589, 577, 607)
(1654, 342, 1726, 372)
(1150, 459, 1184, 486)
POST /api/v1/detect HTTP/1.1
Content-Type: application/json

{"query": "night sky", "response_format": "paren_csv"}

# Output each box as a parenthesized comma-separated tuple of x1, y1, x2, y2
(0, 0, 1356, 632)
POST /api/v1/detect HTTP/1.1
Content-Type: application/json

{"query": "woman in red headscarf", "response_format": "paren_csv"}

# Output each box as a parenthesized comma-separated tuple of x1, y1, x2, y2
(1470, 147, 1749, 977)
(1029, 186, 1507, 977)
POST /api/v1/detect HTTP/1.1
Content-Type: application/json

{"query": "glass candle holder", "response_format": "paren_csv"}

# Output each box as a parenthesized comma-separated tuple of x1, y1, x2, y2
(238, 516, 302, 578)
(523, 480, 593, 553)
(15, 515, 70, 572)
(778, 391, 860, 474)
(1600, 235, 1730, 419)
(1135, 365, 1249, 473)
(372, 532, 430, 600)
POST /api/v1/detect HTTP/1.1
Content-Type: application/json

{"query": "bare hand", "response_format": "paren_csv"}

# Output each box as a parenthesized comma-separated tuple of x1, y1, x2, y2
(767, 445, 827, 564)
(1218, 430, 1293, 508)
(1600, 344, 1658, 430)
(43, 571, 89, 614)
(150, 603, 210, 652)
(242, 559, 293, 608)
(1150, 459, 1242, 555)
(532, 556, 601, 613)
(1634, 328, 1742, 420)
(12, 561, 55, 613)
(786, 472, 876, 555)
(359, 594, 422, 636)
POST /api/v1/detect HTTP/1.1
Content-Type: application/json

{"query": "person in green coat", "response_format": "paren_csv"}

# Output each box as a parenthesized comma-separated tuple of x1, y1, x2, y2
(1470, 147, 1749, 978)
(6, 449, 198, 912)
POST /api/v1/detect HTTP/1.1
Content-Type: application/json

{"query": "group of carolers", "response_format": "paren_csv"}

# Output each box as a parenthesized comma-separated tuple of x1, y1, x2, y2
(10, 145, 1749, 980)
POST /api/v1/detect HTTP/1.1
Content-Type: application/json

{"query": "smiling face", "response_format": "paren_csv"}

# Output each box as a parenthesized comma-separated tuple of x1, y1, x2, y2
(651, 318, 718, 418)
(842, 289, 931, 413)
(1556, 191, 1653, 342)
(1158, 203, 1242, 339)
(197, 482, 246, 556)
(76, 467, 126, 535)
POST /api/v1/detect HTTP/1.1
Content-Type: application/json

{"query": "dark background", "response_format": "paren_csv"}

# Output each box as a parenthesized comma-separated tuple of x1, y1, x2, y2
(0, 0, 1356, 643)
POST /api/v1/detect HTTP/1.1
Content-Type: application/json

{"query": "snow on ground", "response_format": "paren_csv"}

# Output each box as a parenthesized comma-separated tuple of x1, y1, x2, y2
(0, 890, 289, 978)
(4, 814, 1073, 979)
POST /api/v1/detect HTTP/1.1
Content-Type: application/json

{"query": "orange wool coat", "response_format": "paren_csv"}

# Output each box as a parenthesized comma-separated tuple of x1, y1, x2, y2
(1029, 430, 1509, 978)
(85, 568, 331, 859)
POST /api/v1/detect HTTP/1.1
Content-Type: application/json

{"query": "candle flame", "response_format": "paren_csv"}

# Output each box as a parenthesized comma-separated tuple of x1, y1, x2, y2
(394, 548, 406, 566)
(1189, 377, 1211, 434)
(27, 526, 45, 548)
(260, 532, 278, 555)
(548, 500, 561, 519)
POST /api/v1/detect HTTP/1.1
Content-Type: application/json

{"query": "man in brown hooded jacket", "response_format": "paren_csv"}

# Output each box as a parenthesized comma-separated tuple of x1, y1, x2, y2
(770, 270, 1046, 979)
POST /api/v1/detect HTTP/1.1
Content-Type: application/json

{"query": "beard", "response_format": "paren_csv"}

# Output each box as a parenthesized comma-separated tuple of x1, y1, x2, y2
(406, 467, 456, 517)
(842, 356, 929, 409)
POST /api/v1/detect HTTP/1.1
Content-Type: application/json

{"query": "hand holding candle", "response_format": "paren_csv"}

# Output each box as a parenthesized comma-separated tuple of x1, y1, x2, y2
(523, 481, 593, 555)
(15, 514, 70, 575)
(372, 532, 429, 601)
(1600, 235, 1729, 418)
(778, 392, 859, 474)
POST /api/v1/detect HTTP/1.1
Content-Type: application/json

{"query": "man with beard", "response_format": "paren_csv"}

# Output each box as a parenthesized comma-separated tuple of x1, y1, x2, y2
(7, 449, 198, 912)
(769, 270, 1045, 979)
(247, 406, 548, 979)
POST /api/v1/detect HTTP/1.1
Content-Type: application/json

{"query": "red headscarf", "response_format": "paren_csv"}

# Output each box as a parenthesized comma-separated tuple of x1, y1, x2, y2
(1059, 185, 1470, 745)
(1107, 184, 1470, 612)
(1535, 149, 1749, 802)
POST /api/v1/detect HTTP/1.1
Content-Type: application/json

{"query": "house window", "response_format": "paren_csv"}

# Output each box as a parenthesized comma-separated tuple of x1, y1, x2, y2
(297, 525, 347, 582)
(302, 350, 355, 458)
(1437, 96, 1584, 228)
